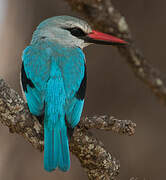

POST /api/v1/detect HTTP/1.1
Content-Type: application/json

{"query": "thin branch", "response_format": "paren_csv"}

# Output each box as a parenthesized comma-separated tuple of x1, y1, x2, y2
(66, 0, 166, 104)
(80, 115, 136, 136)
(0, 77, 135, 179)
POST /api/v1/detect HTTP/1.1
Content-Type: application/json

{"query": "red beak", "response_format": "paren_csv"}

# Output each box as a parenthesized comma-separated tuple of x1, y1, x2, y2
(85, 30, 127, 45)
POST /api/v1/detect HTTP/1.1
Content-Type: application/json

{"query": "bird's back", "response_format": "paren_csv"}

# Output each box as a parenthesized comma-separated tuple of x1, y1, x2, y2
(21, 39, 86, 171)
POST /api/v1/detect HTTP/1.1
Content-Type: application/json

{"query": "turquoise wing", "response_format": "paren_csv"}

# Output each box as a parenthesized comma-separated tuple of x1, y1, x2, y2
(54, 46, 86, 128)
(21, 45, 51, 116)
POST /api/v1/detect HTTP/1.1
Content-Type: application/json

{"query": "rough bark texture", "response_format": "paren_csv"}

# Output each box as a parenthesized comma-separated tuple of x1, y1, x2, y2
(80, 115, 135, 136)
(70, 129, 120, 180)
(0, 77, 135, 180)
(0, 78, 44, 151)
(65, 0, 166, 104)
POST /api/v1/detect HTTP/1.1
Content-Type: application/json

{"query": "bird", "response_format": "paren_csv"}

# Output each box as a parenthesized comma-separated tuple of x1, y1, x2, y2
(20, 15, 127, 172)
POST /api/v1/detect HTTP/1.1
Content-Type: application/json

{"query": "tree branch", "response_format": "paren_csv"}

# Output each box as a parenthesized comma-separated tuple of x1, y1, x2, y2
(80, 115, 136, 136)
(70, 128, 120, 180)
(0, 76, 135, 179)
(65, 0, 166, 104)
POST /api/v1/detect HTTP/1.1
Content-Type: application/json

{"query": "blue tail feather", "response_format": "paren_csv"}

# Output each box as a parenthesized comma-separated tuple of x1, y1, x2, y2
(44, 127, 58, 172)
(58, 128, 70, 171)
(44, 123, 70, 172)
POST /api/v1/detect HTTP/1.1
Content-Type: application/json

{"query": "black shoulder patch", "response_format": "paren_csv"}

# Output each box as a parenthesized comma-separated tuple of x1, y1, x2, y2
(36, 114, 44, 125)
(76, 64, 87, 100)
(21, 63, 35, 92)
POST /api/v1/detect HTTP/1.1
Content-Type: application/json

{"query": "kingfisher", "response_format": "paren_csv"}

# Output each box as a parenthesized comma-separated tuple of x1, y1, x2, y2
(20, 16, 127, 172)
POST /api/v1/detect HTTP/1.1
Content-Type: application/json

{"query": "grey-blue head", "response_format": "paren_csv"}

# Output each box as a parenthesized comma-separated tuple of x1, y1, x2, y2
(31, 16, 127, 49)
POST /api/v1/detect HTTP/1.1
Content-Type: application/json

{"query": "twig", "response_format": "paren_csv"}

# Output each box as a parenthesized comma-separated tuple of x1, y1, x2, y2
(66, 0, 166, 104)
(80, 115, 136, 136)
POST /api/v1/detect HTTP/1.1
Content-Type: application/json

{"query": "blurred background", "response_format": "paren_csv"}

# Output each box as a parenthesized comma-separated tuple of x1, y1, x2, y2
(0, 0, 166, 179)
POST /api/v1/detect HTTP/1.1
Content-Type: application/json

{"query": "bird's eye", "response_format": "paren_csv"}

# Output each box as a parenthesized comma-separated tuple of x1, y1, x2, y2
(65, 27, 86, 37)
